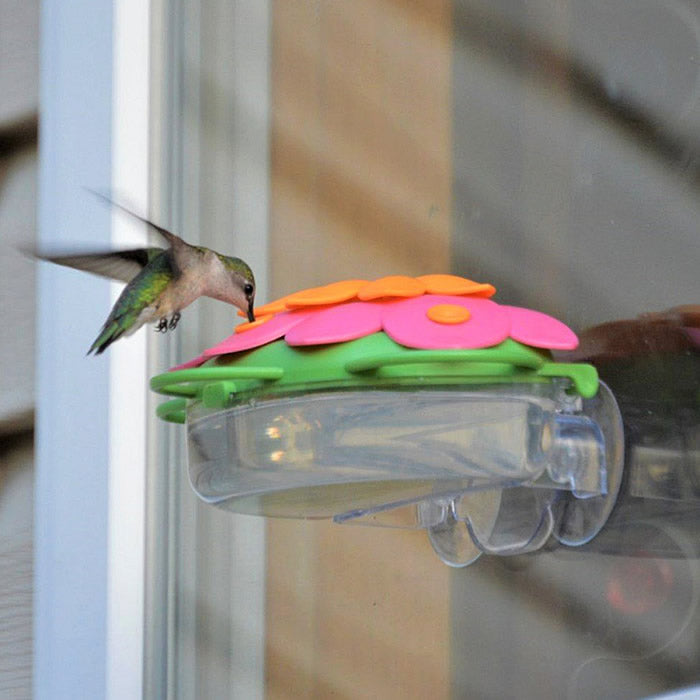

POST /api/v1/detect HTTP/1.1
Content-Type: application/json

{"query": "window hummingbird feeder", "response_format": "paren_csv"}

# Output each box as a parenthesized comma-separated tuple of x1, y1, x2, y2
(150, 274, 624, 566)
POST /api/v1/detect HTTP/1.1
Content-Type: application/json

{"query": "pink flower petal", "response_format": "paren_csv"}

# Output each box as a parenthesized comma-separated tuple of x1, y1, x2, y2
(285, 301, 384, 346)
(504, 305, 578, 350)
(382, 295, 510, 349)
(202, 309, 314, 358)
(169, 355, 207, 371)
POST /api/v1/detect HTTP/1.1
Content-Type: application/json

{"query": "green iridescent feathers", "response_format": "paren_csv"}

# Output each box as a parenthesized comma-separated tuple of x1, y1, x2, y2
(88, 251, 174, 354)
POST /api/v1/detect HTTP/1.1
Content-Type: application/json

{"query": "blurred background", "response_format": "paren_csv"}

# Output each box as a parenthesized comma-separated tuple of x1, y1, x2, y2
(0, 0, 38, 696)
(2, 0, 699, 698)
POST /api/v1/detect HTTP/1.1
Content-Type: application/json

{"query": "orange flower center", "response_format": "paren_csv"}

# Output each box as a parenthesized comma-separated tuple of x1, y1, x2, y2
(426, 304, 471, 325)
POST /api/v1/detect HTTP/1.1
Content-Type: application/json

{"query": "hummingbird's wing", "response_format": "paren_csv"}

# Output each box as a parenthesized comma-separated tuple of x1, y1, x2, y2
(89, 190, 189, 253)
(37, 247, 165, 284)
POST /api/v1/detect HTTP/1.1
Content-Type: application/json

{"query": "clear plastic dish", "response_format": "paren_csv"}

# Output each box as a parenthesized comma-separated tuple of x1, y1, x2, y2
(186, 380, 623, 566)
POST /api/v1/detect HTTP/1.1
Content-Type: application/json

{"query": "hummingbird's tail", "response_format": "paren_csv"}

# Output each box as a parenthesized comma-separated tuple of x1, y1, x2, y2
(86, 253, 171, 354)
(88, 320, 128, 355)
(88, 306, 143, 354)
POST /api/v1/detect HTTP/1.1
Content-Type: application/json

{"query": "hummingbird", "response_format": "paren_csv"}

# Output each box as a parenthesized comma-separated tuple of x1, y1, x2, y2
(38, 198, 256, 354)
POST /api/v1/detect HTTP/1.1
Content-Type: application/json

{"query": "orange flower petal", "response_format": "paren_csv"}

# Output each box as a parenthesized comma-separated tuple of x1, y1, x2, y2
(284, 279, 368, 308)
(238, 297, 294, 318)
(427, 304, 471, 324)
(465, 284, 496, 298)
(417, 274, 496, 298)
(357, 275, 426, 301)
(239, 275, 495, 317)
(234, 315, 275, 334)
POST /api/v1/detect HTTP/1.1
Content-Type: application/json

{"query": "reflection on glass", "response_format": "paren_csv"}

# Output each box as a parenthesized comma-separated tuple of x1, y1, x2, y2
(561, 305, 700, 558)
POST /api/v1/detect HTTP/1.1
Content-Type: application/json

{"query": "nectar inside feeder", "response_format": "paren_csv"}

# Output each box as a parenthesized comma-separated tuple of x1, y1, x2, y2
(151, 274, 624, 567)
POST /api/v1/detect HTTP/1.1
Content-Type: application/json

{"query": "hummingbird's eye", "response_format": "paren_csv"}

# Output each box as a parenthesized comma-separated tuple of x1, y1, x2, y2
(244, 283, 254, 296)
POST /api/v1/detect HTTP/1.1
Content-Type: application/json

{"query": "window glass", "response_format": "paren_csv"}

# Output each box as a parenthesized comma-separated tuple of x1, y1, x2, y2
(151, 2, 700, 698)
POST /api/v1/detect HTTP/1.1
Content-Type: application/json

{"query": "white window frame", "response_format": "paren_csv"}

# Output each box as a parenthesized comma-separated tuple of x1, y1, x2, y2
(148, 0, 270, 695)
(36, 1, 150, 697)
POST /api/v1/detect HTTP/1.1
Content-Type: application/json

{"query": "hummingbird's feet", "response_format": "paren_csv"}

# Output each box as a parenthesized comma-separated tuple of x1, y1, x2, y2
(155, 314, 180, 333)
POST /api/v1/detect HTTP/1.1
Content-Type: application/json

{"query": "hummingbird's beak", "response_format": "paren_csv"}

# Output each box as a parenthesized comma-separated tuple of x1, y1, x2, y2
(247, 300, 255, 323)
